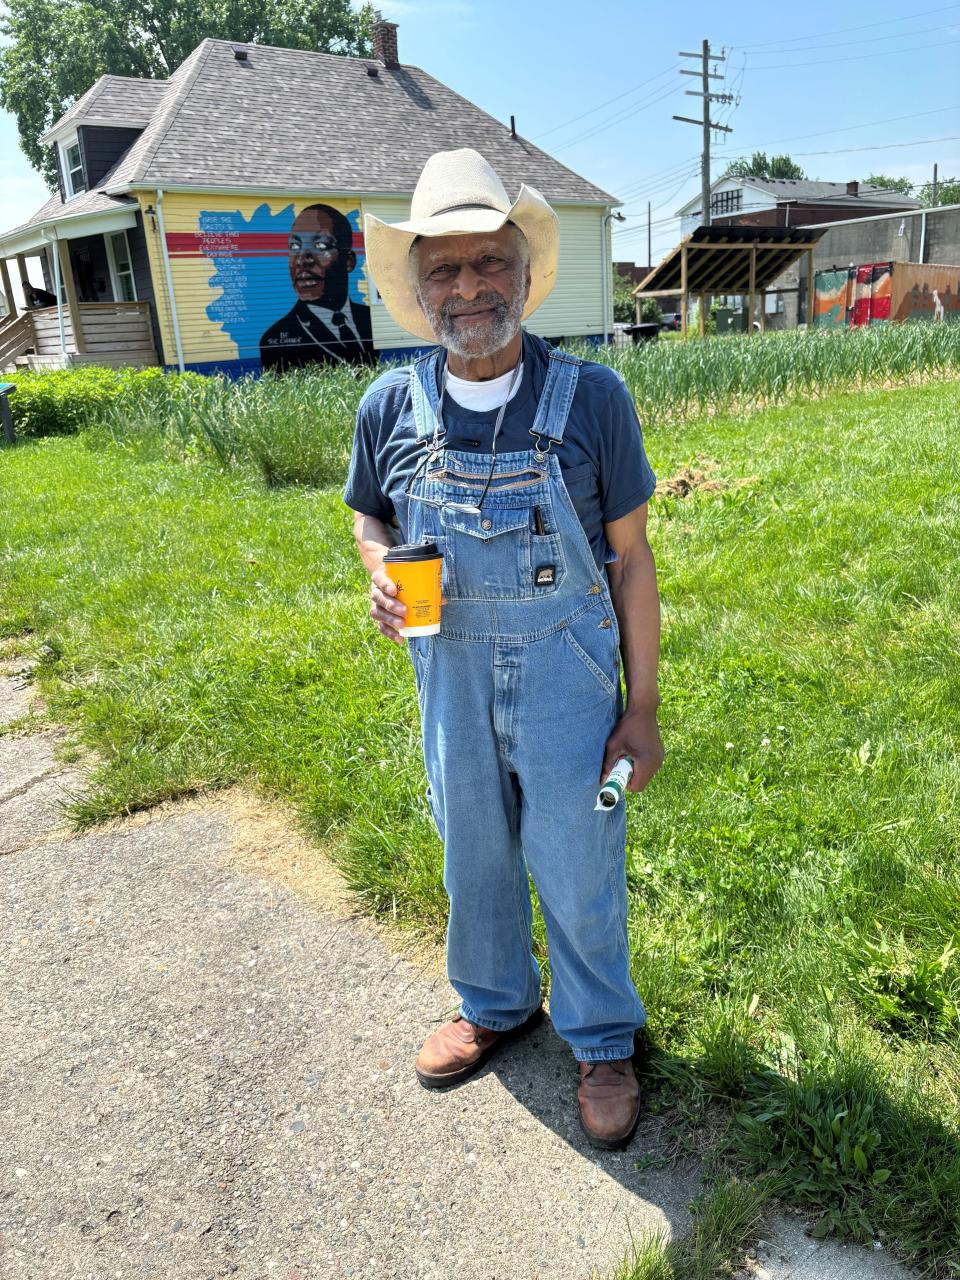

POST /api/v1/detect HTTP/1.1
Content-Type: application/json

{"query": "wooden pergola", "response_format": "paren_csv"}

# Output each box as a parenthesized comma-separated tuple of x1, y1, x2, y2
(633, 223, 828, 337)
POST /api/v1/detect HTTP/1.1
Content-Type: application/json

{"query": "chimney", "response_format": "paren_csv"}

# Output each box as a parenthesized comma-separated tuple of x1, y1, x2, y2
(372, 15, 400, 68)
(846, 180, 859, 196)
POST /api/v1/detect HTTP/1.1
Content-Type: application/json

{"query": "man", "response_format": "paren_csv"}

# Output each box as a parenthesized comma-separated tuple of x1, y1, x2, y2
(260, 203, 374, 372)
(344, 150, 663, 1149)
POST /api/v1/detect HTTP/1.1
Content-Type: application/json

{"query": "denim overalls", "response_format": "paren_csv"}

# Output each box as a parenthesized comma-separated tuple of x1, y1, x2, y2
(403, 340, 646, 1062)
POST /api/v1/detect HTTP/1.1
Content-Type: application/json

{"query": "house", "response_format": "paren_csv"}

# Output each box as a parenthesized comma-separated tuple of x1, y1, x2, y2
(0, 21, 619, 375)
(677, 177, 920, 239)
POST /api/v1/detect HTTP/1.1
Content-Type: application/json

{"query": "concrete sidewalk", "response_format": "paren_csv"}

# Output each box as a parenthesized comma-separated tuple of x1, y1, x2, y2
(0, 656, 915, 1279)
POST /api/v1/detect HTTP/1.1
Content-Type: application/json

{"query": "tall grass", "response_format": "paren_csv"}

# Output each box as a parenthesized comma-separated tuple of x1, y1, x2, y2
(82, 324, 960, 486)
(599, 322, 960, 426)
(92, 364, 368, 486)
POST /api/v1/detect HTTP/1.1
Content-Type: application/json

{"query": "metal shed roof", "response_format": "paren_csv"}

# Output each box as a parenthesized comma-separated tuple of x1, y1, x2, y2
(634, 223, 828, 297)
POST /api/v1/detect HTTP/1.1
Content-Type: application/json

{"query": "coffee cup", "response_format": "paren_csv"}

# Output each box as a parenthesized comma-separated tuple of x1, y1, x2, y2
(382, 541, 443, 637)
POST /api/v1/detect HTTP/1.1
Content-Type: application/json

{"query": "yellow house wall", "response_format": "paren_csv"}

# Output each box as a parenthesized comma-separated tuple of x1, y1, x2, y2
(136, 190, 609, 369)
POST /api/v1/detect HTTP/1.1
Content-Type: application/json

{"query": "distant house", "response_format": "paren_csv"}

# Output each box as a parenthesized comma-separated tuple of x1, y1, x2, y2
(0, 20, 618, 374)
(677, 177, 920, 238)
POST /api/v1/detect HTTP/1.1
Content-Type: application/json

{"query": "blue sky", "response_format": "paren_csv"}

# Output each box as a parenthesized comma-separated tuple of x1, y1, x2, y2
(2, 0, 958, 268)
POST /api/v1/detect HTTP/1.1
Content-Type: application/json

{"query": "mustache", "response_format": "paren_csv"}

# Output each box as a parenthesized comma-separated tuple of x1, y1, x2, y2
(441, 292, 507, 318)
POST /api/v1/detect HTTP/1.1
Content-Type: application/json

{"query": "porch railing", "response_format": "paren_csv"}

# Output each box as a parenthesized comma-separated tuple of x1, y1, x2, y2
(30, 301, 158, 367)
(0, 301, 159, 371)
(0, 312, 36, 371)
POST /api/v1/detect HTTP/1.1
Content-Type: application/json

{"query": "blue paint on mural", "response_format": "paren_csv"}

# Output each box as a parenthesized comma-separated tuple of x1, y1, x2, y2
(198, 202, 371, 370)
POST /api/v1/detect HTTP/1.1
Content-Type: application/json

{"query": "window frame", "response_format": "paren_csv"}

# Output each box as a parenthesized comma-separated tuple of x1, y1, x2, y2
(59, 135, 87, 199)
(710, 188, 743, 219)
(104, 229, 138, 302)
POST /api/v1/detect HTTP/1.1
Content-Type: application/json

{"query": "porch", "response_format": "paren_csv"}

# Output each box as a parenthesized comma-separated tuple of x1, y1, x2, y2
(0, 205, 160, 372)
(0, 301, 158, 372)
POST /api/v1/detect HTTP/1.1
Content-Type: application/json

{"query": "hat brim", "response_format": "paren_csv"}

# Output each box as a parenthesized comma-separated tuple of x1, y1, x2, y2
(364, 184, 560, 343)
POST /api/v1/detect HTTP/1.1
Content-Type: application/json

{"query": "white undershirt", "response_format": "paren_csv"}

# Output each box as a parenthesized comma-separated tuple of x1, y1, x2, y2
(445, 362, 524, 412)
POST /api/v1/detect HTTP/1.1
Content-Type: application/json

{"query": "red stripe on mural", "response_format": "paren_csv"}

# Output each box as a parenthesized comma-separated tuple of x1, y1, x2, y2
(166, 231, 365, 256)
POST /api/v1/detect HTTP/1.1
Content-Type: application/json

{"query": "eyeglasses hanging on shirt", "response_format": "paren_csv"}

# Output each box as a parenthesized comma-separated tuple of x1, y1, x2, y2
(404, 357, 524, 516)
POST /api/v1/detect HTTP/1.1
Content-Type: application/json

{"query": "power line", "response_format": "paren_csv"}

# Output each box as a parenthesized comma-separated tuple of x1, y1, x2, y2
(531, 64, 679, 141)
(552, 82, 685, 151)
(616, 160, 702, 203)
(734, 18, 960, 57)
(736, 2, 960, 49)
(749, 35, 960, 70)
(612, 182, 960, 242)
(729, 103, 960, 155)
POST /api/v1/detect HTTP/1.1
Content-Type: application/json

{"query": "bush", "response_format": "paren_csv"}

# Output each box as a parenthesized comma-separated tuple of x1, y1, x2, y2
(6, 366, 205, 438)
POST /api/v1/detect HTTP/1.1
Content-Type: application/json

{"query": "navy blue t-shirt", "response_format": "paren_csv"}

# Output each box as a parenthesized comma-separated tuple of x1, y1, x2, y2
(343, 332, 657, 570)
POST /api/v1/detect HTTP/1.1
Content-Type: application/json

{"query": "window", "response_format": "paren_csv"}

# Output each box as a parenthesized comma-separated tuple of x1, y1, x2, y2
(60, 137, 86, 198)
(710, 188, 742, 218)
(105, 231, 137, 302)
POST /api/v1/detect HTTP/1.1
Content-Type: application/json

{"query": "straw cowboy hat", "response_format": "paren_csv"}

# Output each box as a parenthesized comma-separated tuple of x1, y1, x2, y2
(363, 148, 560, 342)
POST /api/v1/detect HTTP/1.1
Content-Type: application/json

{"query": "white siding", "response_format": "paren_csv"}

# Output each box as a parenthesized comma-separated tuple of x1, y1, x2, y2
(361, 197, 608, 353)
(679, 179, 777, 237)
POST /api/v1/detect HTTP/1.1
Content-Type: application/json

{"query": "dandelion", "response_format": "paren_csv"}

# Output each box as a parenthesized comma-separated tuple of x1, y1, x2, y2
(725, 742, 734, 751)
(761, 737, 771, 747)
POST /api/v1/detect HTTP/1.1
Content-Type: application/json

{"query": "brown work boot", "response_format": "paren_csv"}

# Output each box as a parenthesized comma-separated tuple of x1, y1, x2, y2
(415, 1007, 543, 1089)
(577, 1058, 641, 1149)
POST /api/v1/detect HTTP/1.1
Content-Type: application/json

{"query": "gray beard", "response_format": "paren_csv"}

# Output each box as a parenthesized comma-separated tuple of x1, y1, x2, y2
(417, 266, 526, 358)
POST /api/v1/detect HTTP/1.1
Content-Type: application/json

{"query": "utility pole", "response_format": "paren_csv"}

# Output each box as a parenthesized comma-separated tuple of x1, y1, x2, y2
(932, 162, 939, 208)
(650, 199, 660, 270)
(673, 40, 733, 227)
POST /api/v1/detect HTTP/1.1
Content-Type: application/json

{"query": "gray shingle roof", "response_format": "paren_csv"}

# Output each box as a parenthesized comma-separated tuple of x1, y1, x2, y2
(738, 177, 921, 209)
(1, 188, 136, 244)
(40, 75, 169, 140)
(100, 39, 614, 203)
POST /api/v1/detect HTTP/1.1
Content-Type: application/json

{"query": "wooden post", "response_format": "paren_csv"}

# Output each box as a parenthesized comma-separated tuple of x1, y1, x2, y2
(698, 293, 706, 337)
(15, 254, 30, 288)
(56, 238, 86, 353)
(760, 290, 767, 332)
(680, 245, 689, 338)
(806, 248, 815, 328)
(747, 245, 757, 334)
(0, 259, 17, 320)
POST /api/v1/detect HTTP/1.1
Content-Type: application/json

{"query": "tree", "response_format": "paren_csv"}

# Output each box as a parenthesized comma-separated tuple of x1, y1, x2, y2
(725, 151, 805, 181)
(863, 174, 914, 195)
(612, 267, 637, 324)
(919, 178, 960, 207)
(0, 0, 374, 186)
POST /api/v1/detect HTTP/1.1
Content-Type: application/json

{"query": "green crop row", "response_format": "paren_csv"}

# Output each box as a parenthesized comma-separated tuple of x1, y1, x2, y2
(6, 324, 959, 489)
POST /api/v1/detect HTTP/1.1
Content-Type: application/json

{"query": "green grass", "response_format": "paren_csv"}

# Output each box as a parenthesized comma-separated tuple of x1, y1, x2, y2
(608, 1178, 773, 1280)
(2, 377, 959, 1274)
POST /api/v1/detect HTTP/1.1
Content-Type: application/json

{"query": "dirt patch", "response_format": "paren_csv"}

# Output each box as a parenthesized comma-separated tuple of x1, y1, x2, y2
(656, 454, 759, 499)
(89, 781, 445, 978)
(218, 788, 445, 977)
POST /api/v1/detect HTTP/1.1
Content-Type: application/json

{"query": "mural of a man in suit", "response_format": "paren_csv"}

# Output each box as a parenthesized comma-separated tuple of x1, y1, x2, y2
(260, 204, 374, 372)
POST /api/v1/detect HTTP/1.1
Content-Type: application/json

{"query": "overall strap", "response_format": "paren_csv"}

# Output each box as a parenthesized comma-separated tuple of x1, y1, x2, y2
(528, 347, 582, 451)
(409, 346, 447, 442)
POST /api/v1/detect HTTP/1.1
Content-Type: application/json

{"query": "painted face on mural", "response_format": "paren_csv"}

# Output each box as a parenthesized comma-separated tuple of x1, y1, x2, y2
(413, 225, 531, 358)
(288, 206, 356, 307)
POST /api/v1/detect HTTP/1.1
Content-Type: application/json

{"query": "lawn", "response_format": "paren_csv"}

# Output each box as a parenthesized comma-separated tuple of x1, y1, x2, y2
(2, 377, 959, 1273)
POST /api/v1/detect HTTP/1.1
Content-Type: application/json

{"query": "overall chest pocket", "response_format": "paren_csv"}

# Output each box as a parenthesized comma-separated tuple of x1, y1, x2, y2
(440, 504, 564, 600)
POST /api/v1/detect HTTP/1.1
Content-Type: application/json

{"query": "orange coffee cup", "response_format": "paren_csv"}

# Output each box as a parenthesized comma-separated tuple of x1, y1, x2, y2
(382, 541, 443, 637)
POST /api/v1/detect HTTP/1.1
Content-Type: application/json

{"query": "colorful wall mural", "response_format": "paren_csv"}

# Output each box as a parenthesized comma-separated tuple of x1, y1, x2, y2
(141, 193, 376, 375)
(815, 261, 960, 329)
